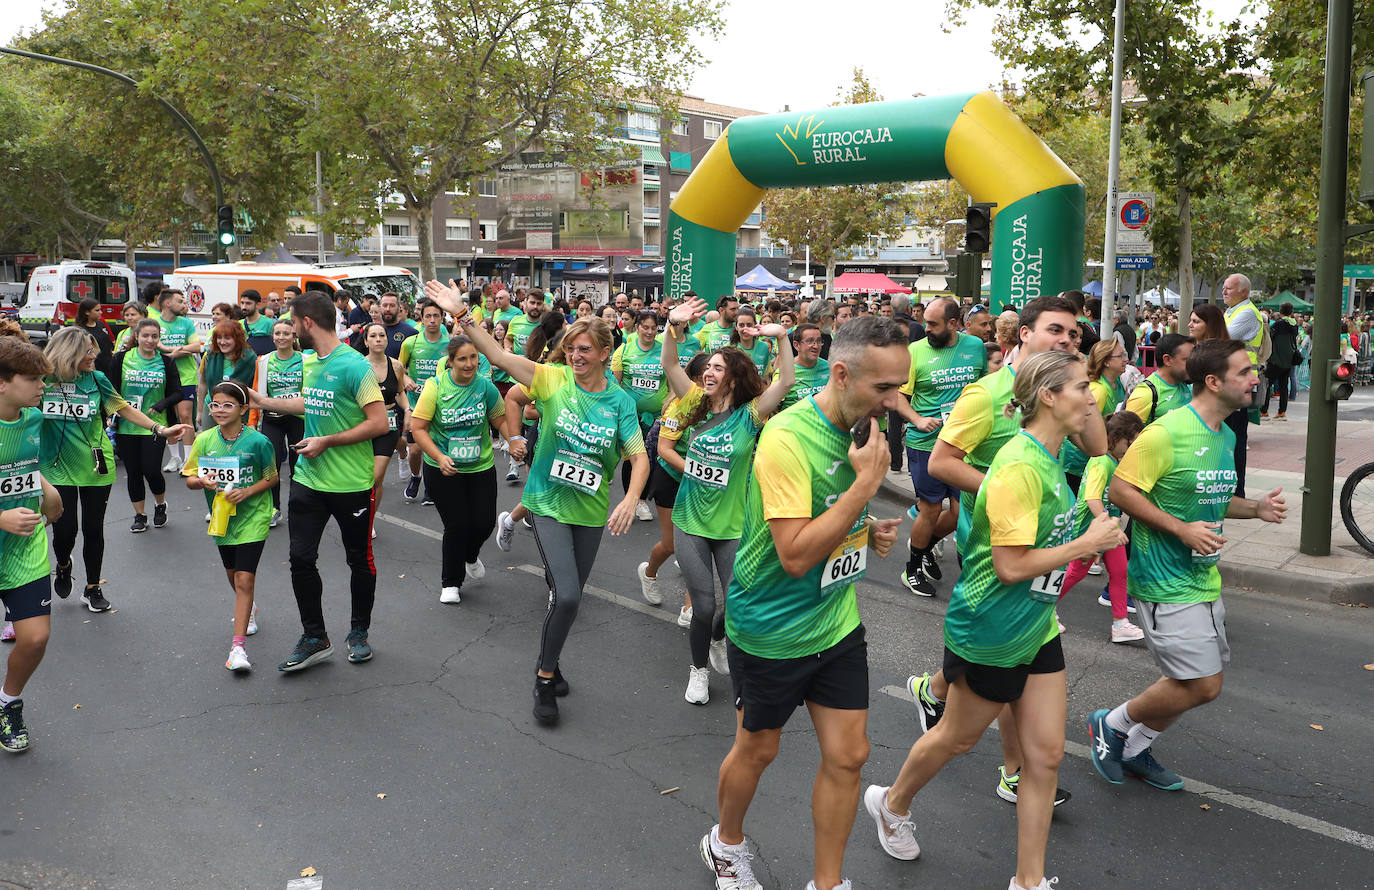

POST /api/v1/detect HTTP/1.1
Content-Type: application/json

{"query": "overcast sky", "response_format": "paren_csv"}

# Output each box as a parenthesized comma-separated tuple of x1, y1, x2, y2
(5, 0, 1257, 113)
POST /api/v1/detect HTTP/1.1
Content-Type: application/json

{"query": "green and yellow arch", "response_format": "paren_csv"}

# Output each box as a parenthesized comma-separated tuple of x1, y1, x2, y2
(666, 91, 1084, 308)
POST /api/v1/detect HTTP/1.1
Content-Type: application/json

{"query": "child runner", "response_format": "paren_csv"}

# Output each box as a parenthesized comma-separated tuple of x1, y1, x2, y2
(183, 381, 278, 671)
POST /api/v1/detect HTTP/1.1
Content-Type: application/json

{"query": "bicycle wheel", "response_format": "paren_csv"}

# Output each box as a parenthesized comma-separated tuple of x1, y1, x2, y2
(1339, 461, 1374, 556)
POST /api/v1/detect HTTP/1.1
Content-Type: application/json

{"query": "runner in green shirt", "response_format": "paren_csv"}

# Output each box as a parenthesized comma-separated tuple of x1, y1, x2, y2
(655, 300, 794, 704)
(247, 292, 389, 673)
(254, 318, 304, 519)
(399, 300, 452, 494)
(611, 310, 669, 524)
(699, 313, 904, 890)
(108, 318, 186, 531)
(183, 379, 278, 673)
(1061, 339, 1129, 491)
(1090, 339, 1286, 794)
(778, 323, 830, 411)
(411, 334, 507, 604)
(155, 288, 202, 472)
(1124, 333, 1194, 426)
(506, 290, 546, 357)
(427, 277, 648, 727)
(237, 289, 275, 355)
(870, 350, 1125, 890)
(695, 295, 738, 353)
(730, 306, 775, 378)
(0, 336, 65, 754)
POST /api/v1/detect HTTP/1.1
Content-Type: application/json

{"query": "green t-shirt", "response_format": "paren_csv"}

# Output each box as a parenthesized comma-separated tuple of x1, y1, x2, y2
(182, 426, 277, 545)
(937, 364, 1019, 549)
(778, 358, 829, 412)
(265, 352, 304, 398)
(400, 331, 449, 387)
(241, 314, 274, 339)
(944, 430, 1073, 667)
(411, 372, 505, 473)
(1115, 405, 1236, 604)
(116, 350, 173, 436)
(157, 314, 200, 387)
(519, 363, 645, 527)
(901, 332, 987, 452)
(665, 387, 765, 540)
(0, 408, 50, 588)
(1126, 372, 1193, 426)
(39, 371, 126, 487)
(725, 397, 866, 659)
(696, 321, 734, 353)
(675, 330, 703, 368)
(507, 315, 541, 358)
(611, 335, 668, 425)
(735, 338, 773, 377)
(1074, 453, 1121, 534)
(294, 345, 383, 493)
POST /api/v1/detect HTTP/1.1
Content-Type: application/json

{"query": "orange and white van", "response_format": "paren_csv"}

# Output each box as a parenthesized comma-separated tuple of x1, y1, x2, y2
(165, 261, 422, 332)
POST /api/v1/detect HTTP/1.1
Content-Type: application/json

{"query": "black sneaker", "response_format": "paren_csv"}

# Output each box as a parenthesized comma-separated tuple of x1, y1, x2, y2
(551, 665, 570, 697)
(900, 568, 936, 597)
(420, 495, 434, 507)
(130, 513, 148, 534)
(53, 560, 73, 599)
(906, 673, 944, 733)
(278, 636, 333, 672)
(404, 476, 422, 501)
(345, 629, 372, 663)
(921, 550, 942, 582)
(152, 502, 168, 528)
(996, 767, 1072, 807)
(0, 700, 29, 753)
(81, 586, 111, 613)
(533, 675, 560, 725)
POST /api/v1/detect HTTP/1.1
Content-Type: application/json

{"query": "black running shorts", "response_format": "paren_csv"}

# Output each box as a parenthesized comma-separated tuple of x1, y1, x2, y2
(729, 625, 868, 732)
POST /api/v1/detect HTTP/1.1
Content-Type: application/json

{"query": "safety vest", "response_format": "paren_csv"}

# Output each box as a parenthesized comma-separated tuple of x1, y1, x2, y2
(1224, 300, 1264, 364)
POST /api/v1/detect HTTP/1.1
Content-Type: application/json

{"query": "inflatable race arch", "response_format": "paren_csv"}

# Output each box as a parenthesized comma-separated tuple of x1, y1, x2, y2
(665, 91, 1085, 309)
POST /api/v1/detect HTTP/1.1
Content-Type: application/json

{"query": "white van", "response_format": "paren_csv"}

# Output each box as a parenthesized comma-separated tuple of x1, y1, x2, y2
(165, 261, 422, 333)
(9, 260, 139, 344)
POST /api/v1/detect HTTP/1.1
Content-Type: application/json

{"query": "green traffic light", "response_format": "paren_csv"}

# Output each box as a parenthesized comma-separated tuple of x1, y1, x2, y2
(219, 231, 235, 246)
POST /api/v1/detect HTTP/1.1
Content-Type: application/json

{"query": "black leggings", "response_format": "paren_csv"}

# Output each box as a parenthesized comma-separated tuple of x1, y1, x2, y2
(424, 464, 497, 588)
(52, 484, 112, 584)
(116, 433, 166, 504)
(260, 414, 304, 508)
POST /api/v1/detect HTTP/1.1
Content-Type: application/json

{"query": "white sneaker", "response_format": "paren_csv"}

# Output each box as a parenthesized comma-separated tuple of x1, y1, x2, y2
(269, 509, 281, 528)
(634, 499, 654, 521)
(931, 539, 944, 560)
(1111, 618, 1145, 643)
(1087, 561, 1104, 575)
(699, 827, 762, 890)
(205, 511, 212, 522)
(225, 646, 251, 672)
(637, 561, 662, 605)
(371, 526, 377, 539)
(1, 621, 14, 642)
(505, 457, 520, 482)
(685, 666, 710, 704)
(246, 604, 259, 636)
(440, 586, 462, 605)
(1008, 878, 1059, 890)
(709, 637, 730, 675)
(466, 557, 486, 581)
(864, 784, 920, 860)
(677, 605, 693, 628)
(398, 460, 411, 481)
(496, 511, 516, 551)
(807, 881, 853, 890)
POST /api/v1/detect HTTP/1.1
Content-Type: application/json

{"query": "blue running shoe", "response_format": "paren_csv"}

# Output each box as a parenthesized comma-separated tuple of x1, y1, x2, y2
(906, 505, 919, 521)
(1086, 709, 1126, 785)
(1121, 747, 1184, 790)
(346, 628, 373, 663)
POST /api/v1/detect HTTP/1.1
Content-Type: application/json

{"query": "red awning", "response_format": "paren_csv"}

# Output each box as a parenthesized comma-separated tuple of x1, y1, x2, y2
(830, 272, 910, 294)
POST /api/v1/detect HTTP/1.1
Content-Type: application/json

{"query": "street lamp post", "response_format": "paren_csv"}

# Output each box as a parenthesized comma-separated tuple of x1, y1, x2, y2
(1, 45, 227, 262)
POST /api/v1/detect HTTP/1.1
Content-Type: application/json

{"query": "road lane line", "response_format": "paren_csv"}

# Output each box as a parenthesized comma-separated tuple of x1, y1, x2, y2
(876, 685, 1374, 852)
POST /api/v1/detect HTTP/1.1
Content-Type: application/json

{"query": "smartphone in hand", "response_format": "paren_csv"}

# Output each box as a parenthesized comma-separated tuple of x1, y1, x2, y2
(850, 417, 872, 448)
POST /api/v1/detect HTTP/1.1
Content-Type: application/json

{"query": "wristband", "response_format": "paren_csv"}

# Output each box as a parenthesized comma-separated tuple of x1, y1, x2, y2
(509, 435, 526, 442)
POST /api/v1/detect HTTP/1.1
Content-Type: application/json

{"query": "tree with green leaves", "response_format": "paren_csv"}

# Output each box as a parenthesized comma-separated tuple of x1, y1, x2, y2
(762, 69, 918, 297)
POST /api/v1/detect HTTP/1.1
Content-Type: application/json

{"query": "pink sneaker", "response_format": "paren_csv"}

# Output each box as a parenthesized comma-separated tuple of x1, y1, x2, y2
(1, 622, 14, 642)
(1111, 619, 1145, 643)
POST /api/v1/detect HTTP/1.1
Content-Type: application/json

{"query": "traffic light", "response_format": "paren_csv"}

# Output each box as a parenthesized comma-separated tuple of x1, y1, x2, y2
(958, 252, 982, 299)
(1325, 359, 1355, 401)
(964, 203, 994, 253)
(216, 205, 236, 247)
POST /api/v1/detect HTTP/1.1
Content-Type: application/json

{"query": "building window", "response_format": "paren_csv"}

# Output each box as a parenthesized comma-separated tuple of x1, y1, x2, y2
(445, 219, 472, 241)
(477, 179, 498, 197)
(703, 119, 723, 140)
(383, 222, 411, 237)
(669, 151, 692, 172)
(478, 219, 498, 240)
(625, 110, 659, 141)
(671, 119, 688, 136)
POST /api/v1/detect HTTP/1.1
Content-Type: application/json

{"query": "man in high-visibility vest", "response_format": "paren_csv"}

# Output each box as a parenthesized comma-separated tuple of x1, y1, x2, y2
(1222, 273, 1262, 498)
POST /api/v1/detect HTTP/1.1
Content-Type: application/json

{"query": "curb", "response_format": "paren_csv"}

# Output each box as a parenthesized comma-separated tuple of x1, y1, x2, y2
(879, 476, 1374, 606)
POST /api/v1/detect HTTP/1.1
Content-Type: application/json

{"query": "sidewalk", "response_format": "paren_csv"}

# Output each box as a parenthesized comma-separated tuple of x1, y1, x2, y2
(877, 463, 1374, 605)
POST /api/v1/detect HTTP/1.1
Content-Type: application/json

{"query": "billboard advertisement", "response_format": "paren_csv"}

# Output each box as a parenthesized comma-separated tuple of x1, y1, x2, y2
(497, 152, 645, 256)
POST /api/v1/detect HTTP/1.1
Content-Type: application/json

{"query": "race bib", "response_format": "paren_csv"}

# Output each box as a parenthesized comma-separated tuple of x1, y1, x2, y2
(0, 469, 40, 502)
(197, 455, 241, 487)
(684, 455, 729, 489)
(550, 454, 602, 495)
(387, 412, 399, 431)
(1191, 524, 1222, 565)
(939, 404, 954, 423)
(821, 522, 869, 598)
(127, 393, 144, 413)
(629, 374, 659, 392)
(447, 434, 482, 465)
(42, 394, 95, 420)
(1028, 568, 1067, 603)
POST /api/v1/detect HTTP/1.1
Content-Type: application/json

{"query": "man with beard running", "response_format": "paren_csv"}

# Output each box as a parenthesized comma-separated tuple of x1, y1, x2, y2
(248, 291, 389, 672)
(376, 292, 417, 360)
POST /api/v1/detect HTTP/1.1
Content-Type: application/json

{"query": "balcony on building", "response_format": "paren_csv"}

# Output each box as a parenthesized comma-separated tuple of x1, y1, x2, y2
(354, 235, 420, 253)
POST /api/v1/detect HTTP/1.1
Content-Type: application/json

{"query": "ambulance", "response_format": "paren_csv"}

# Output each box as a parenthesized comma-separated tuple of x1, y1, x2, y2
(165, 260, 422, 332)
(8, 260, 139, 345)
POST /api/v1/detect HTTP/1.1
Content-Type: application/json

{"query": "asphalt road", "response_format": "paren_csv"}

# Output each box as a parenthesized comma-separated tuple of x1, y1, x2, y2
(2, 467, 1371, 890)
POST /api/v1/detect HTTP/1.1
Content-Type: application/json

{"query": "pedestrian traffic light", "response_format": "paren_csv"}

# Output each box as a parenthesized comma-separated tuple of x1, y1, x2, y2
(216, 204, 236, 247)
(1325, 359, 1355, 401)
(964, 203, 994, 253)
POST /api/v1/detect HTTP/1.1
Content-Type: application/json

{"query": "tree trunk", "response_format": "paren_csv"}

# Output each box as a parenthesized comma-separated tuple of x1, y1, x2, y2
(172, 235, 181, 270)
(125, 242, 137, 272)
(410, 200, 436, 284)
(1177, 183, 1194, 321)
(824, 258, 835, 299)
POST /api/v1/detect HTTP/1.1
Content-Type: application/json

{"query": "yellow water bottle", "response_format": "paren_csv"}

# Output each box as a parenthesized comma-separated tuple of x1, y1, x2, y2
(208, 487, 236, 537)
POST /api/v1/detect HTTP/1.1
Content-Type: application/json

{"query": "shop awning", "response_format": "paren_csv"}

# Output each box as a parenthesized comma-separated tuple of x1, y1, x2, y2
(642, 145, 667, 167)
